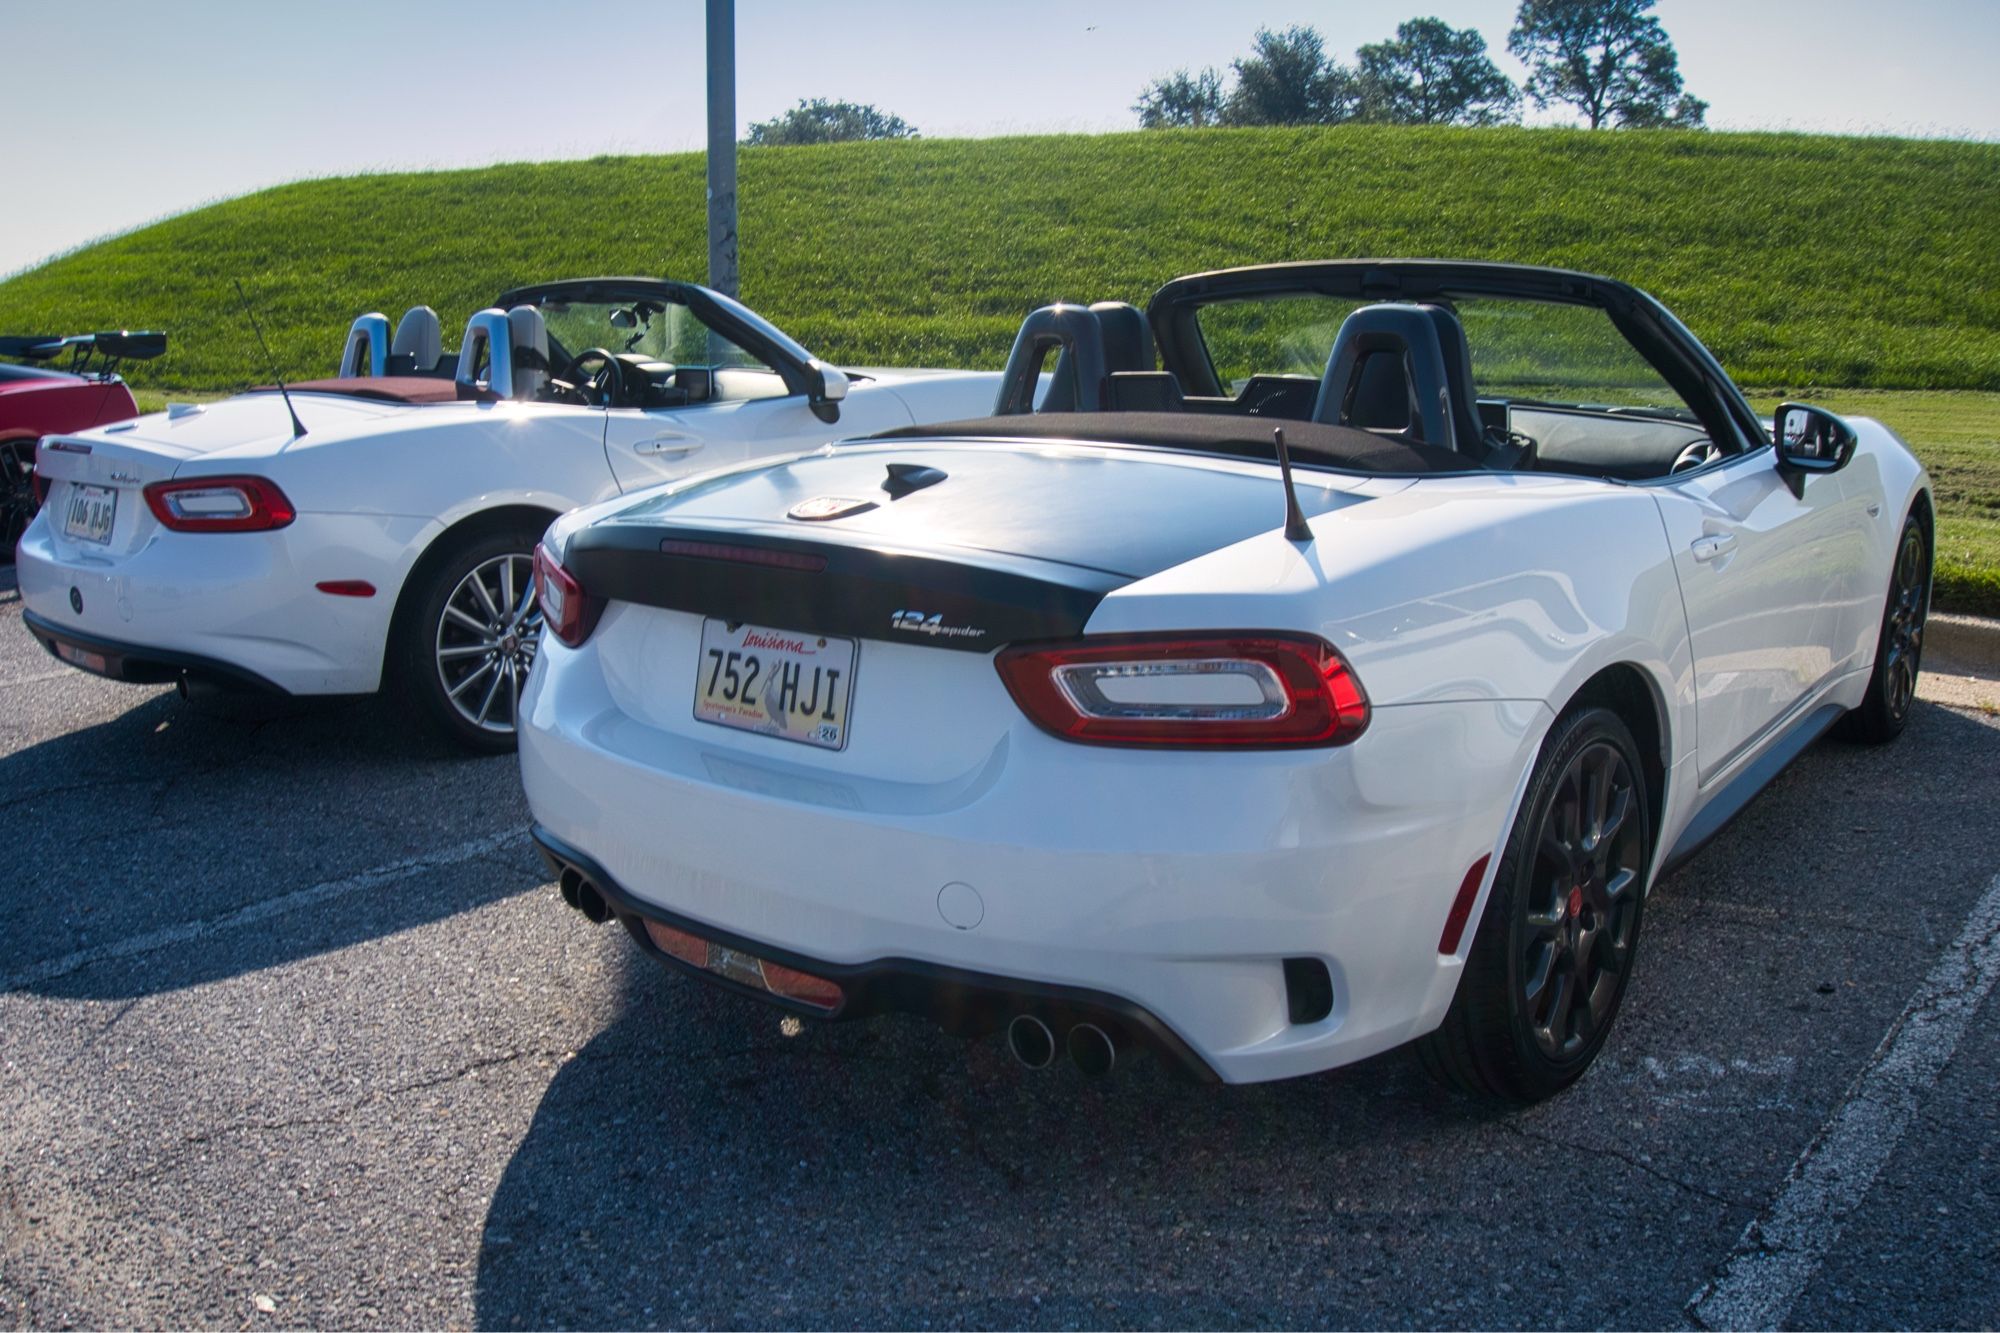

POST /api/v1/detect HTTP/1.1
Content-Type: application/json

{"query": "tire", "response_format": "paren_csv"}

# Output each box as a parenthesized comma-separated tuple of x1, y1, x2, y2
(1836, 512, 1930, 745)
(1419, 706, 1653, 1104)
(389, 526, 544, 754)
(0, 436, 38, 562)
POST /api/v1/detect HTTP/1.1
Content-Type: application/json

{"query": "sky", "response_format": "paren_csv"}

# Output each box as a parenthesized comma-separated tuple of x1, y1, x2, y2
(4, 0, 1998, 276)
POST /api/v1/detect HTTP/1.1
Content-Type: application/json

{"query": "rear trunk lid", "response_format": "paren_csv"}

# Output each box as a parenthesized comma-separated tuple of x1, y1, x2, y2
(31, 392, 405, 559)
(566, 438, 1396, 648)
(559, 438, 1404, 784)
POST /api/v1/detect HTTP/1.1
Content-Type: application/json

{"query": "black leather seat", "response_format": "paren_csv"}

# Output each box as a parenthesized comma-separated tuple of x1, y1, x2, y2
(997, 301, 1155, 414)
(1312, 303, 1493, 458)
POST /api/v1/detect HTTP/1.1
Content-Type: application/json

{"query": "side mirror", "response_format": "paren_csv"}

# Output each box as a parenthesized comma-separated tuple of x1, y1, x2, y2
(1773, 402, 1855, 474)
(807, 359, 849, 424)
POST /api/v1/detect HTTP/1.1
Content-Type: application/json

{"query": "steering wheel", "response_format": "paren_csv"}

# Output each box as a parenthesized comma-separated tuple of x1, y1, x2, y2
(558, 348, 626, 406)
(1671, 439, 1722, 474)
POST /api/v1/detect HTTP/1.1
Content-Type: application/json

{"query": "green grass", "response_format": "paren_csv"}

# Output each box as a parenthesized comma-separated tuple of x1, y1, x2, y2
(11, 126, 2000, 614)
(3, 126, 1998, 393)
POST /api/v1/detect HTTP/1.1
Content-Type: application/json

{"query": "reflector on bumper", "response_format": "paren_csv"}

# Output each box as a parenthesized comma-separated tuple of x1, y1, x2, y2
(641, 919, 845, 1012)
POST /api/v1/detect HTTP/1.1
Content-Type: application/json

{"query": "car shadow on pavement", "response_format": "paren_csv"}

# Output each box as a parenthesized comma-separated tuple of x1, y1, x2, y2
(471, 942, 1468, 1331)
(0, 686, 542, 1002)
(472, 697, 2000, 1331)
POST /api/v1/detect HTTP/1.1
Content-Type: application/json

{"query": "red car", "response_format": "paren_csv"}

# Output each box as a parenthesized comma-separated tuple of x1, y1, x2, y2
(1, 330, 166, 557)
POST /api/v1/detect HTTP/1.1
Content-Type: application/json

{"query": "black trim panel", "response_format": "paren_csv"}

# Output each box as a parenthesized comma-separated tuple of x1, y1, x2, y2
(531, 826, 1219, 1081)
(566, 521, 1122, 652)
(23, 610, 287, 693)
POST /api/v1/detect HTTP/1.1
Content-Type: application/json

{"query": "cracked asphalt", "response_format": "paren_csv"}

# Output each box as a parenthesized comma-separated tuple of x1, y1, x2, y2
(2, 565, 1997, 1331)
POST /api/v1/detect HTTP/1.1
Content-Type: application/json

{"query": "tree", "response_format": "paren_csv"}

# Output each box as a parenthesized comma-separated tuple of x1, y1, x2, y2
(1356, 18, 1520, 126)
(1224, 26, 1359, 126)
(1507, 0, 1706, 129)
(1134, 67, 1227, 129)
(744, 99, 918, 147)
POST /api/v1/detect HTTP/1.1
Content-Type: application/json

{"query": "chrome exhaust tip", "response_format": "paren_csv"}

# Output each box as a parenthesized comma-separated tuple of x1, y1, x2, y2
(1068, 1022, 1116, 1077)
(1006, 1014, 1056, 1070)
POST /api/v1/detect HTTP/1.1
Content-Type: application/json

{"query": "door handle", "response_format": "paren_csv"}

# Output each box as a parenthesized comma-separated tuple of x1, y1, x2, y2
(1690, 533, 1738, 563)
(633, 435, 702, 458)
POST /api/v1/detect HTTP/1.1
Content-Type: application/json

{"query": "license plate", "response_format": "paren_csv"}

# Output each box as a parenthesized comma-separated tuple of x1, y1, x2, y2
(693, 619, 857, 750)
(63, 484, 116, 545)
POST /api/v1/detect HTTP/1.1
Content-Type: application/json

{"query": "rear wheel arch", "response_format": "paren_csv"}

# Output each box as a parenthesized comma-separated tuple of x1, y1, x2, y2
(1553, 663, 1669, 868)
(381, 504, 561, 682)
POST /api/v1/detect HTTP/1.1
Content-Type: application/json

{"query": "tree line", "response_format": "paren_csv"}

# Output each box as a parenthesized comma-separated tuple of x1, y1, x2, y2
(738, 0, 1705, 146)
(1136, 0, 1705, 131)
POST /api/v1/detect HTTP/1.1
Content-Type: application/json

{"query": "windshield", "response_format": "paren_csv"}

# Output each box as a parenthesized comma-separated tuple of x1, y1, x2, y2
(529, 298, 773, 377)
(1193, 292, 1696, 418)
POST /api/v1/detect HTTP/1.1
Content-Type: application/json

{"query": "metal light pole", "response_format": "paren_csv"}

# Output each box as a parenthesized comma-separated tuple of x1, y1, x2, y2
(705, 0, 739, 299)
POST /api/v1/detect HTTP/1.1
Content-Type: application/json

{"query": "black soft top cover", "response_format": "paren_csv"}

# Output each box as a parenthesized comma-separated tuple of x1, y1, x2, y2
(869, 411, 1474, 475)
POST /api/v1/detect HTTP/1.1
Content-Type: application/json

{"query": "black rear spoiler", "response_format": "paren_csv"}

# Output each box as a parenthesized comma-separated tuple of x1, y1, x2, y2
(0, 330, 167, 363)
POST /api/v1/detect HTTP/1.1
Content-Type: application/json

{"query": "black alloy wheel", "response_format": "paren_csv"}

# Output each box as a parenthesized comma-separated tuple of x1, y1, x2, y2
(1840, 513, 1930, 744)
(1517, 738, 1647, 1062)
(1419, 705, 1653, 1103)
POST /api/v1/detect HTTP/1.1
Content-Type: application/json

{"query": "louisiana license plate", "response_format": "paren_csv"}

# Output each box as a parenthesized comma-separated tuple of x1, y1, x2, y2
(693, 619, 857, 750)
(63, 484, 116, 544)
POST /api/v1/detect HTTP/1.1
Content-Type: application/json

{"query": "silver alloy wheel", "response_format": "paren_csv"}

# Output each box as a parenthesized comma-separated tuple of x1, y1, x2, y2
(434, 552, 541, 734)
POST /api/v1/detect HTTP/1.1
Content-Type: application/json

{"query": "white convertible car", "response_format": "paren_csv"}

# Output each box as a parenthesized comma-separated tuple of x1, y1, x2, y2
(16, 278, 999, 749)
(518, 260, 1931, 1100)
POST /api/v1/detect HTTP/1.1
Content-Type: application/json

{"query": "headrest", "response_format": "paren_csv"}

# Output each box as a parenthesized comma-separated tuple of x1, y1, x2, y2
(993, 303, 1111, 415)
(506, 306, 549, 399)
(1088, 301, 1155, 374)
(391, 306, 443, 370)
(1312, 303, 1457, 449)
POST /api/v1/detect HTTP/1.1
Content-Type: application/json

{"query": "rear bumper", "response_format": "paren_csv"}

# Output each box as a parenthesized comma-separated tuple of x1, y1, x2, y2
(23, 609, 286, 691)
(14, 508, 428, 694)
(518, 631, 1549, 1084)
(533, 826, 1220, 1080)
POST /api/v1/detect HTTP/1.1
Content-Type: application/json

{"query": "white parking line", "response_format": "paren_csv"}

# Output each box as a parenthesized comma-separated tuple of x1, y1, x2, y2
(0, 828, 531, 992)
(1688, 871, 2000, 1330)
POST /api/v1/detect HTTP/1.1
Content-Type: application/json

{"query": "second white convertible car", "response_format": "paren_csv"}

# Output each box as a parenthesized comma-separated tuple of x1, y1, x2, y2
(17, 278, 999, 749)
(519, 260, 1930, 1099)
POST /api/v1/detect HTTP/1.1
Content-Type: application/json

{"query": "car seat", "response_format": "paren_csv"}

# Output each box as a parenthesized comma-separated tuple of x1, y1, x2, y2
(390, 306, 445, 375)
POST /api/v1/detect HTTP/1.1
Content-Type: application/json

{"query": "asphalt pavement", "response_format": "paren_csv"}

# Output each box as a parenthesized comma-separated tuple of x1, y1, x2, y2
(2, 565, 1996, 1331)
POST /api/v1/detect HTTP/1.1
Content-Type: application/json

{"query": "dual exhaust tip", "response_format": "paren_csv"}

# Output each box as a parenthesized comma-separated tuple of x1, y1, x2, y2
(558, 866, 612, 924)
(1007, 1014, 1117, 1077)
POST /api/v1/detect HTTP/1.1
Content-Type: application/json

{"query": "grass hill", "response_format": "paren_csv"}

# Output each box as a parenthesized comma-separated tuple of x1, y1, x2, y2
(3, 125, 1998, 614)
(2, 126, 1997, 394)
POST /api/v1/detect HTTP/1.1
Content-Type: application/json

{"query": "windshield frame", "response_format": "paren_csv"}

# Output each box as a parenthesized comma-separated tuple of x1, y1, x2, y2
(1146, 260, 1766, 456)
(496, 277, 822, 400)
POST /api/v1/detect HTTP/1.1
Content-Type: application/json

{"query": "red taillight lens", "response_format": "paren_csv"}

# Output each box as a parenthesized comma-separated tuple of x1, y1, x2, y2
(142, 475, 295, 532)
(533, 542, 601, 648)
(996, 632, 1369, 748)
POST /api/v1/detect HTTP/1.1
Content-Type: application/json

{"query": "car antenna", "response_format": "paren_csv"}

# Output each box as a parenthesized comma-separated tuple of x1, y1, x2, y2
(1273, 426, 1312, 543)
(233, 279, 307, 440)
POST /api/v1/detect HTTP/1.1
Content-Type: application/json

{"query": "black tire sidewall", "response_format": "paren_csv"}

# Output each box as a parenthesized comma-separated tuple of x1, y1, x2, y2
(1845, 513, 1929, 744)
(393, 526, 542, 754)
(1465, 706, 1652, 1101)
